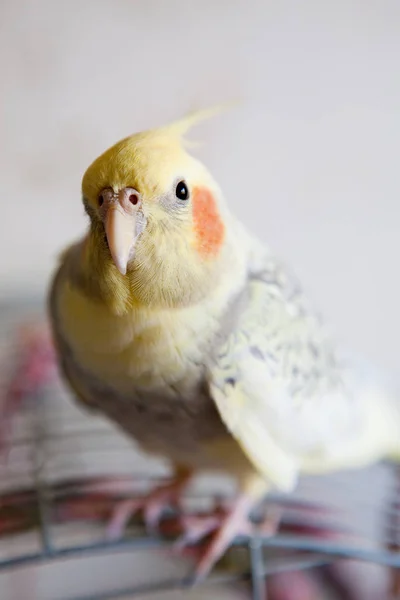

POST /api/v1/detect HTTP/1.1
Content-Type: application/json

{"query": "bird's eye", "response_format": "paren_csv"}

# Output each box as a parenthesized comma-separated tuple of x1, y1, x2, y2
(98, 193, 104, 207)
(175, 180, 189, 201)
(129, 193, 139, 205)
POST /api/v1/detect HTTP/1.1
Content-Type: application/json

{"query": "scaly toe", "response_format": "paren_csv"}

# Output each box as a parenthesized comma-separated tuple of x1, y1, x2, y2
(188, 494, 282, 584)
(174, 514, 222, 552)
(106, 498, 143, 540)
(192, 520, 255, 583)
(106, 477, 189, 540)
(143, 489, 181, 534)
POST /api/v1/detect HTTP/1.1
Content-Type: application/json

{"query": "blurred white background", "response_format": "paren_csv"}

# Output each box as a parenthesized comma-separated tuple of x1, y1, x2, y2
(1, 0, 400, 373)
(0, 3, 399, 598)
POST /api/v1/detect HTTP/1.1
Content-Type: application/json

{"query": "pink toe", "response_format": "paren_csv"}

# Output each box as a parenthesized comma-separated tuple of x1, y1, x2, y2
(106, 499, 140, 540)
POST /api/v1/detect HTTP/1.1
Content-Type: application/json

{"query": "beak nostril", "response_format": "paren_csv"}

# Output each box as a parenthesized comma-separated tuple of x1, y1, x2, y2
(129, 193, 139, 206)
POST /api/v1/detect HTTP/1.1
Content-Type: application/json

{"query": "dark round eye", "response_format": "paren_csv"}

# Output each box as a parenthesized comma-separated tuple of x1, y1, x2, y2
(129, 193, 139, 205)
(98, 193, 104, 207)
(175, 180, 189, 201)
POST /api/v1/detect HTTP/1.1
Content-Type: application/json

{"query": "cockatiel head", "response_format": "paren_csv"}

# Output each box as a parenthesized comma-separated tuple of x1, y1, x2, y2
(81, 108, 233, 311)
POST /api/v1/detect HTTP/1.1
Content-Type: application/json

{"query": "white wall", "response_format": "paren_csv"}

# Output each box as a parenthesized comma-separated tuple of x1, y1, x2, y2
(1, 0, 399, 375)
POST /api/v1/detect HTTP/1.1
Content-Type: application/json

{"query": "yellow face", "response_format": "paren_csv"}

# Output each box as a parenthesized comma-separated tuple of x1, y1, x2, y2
(81, 128, 227, 308)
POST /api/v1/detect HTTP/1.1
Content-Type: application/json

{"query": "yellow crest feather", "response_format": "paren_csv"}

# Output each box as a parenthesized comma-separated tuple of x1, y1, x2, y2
(160, 103, 238, 147)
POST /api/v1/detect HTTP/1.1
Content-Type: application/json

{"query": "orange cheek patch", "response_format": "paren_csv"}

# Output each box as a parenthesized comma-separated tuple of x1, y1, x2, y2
(192, 187, 225, 257)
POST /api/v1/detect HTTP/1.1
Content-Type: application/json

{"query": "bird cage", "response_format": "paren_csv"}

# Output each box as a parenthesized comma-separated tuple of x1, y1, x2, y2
(0, 298, 399, 600)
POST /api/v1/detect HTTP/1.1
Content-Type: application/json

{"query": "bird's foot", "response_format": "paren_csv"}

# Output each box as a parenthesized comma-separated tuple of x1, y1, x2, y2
(106, 470, 191, 540)
(175, 495, 281, 583)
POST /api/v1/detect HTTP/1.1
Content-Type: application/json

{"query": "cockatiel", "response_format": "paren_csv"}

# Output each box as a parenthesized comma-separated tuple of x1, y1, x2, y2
(48, 108, 400, 581)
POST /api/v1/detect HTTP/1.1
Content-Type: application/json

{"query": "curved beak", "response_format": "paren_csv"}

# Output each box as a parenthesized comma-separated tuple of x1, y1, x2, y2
(104, 188, 141, 275)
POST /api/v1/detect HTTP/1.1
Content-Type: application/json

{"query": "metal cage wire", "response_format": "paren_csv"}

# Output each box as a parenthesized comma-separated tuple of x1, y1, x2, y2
(0, 301, 399, 600)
